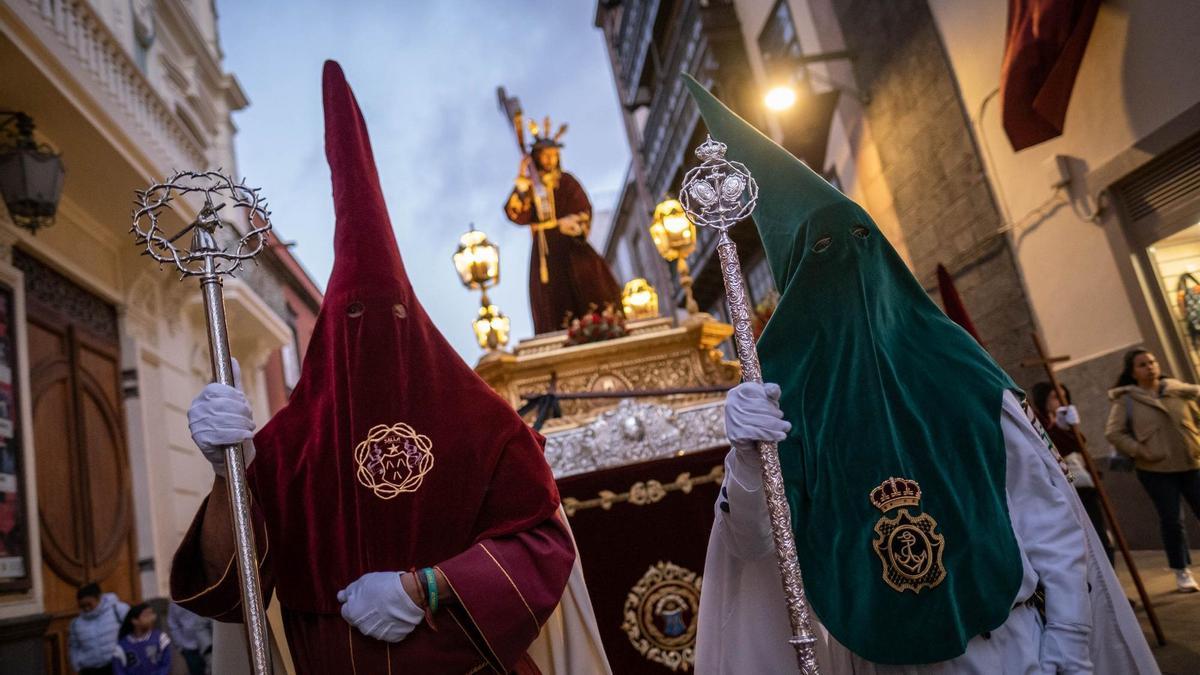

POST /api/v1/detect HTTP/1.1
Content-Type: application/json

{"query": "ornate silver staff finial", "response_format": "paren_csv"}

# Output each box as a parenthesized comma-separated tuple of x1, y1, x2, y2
(132, 170, 270, 278)
(680, 137, 819, 675)
(130, 170, 274, 675)
(680, 136, 758, 232)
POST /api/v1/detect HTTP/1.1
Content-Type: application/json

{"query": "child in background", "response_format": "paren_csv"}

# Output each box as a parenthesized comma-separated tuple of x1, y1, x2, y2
(112, 603, 172, 675)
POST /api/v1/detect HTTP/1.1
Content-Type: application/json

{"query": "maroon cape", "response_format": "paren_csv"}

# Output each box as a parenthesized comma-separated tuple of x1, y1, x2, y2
(171, 61, 574, 674)
(1001, 0, 1101, 150)
(936, 263, 983, 345)
(504, 172, 623, 334)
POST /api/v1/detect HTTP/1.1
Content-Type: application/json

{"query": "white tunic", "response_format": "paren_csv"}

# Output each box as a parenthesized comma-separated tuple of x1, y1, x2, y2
(695, 391, 1159, 674)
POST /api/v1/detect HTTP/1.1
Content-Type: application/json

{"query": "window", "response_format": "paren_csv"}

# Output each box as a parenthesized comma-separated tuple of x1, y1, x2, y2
(758, 1, 807, 90)
(282, 306, 302, 391)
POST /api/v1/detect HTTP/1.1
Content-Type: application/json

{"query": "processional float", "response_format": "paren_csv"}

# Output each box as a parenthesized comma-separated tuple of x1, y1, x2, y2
(131, 172, 274, 675)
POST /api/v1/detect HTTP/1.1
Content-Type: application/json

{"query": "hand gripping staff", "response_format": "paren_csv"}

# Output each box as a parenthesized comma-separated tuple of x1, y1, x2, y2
(681, 137, 819, 674)
(131, 171, 274, 675)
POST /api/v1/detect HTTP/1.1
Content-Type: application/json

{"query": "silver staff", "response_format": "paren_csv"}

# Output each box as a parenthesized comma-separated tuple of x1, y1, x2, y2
(681, 137, 819, 674)
(132, 171, 273, 675)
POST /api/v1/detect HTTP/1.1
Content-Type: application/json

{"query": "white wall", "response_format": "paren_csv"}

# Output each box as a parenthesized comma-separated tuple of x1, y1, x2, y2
(927, 0, 1200, 365)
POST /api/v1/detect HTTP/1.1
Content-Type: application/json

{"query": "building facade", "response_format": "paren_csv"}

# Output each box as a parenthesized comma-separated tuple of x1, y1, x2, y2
(599, 0, 1200, 548)
(0, 1, 320, 671)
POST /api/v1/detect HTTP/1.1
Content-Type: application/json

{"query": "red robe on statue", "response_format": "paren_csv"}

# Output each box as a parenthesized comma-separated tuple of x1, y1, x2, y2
(171, 61, 574, 674)
(505, 172, 623, 334)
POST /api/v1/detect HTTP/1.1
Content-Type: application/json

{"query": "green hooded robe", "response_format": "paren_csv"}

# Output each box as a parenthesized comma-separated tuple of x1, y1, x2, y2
(684, 76, 1025, 665)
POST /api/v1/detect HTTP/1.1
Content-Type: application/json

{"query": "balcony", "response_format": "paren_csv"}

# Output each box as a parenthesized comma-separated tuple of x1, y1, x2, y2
(4, 0, 208, 174)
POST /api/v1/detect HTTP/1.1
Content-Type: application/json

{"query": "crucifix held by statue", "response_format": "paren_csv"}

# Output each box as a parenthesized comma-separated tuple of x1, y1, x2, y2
(498, 88, 622, 334)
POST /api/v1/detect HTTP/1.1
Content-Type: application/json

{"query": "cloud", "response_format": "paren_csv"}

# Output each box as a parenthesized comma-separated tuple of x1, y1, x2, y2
(217, 0, 631, 360)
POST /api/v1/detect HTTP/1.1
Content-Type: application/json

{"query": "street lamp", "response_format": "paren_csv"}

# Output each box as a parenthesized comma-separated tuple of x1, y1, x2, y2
(621, 278, 659, 320)
(0, 112, 65, 234)
(649, 197, 699, 315)
(452, 225, 500, 302)
(473, 303, 511, 351)
(453, 225, 509, 350)
(764, 85, 798, 111)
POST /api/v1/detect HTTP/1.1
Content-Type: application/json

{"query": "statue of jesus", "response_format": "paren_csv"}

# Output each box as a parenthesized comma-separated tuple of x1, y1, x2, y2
(503, 118, 623, 334)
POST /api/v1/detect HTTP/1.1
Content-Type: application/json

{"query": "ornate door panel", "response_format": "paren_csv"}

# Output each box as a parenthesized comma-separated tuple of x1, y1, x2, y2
(15, 250, 137, 675)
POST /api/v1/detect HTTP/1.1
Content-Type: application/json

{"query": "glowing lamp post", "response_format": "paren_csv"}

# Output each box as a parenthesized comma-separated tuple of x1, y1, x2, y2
(473, 304, 511, 350)
(453, 226, 500, 301)
(649, 198, 699, 315)
(453, 226, 508, 350)
(621, 278, 659, 320)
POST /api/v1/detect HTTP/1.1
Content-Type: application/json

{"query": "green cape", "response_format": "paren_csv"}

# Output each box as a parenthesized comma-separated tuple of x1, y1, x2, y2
(684, 76, 1024, 665)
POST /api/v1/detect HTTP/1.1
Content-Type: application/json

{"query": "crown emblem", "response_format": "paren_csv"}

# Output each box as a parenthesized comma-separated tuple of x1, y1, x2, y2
(694, 135, 727, 161)
(869, 477, 922, 512)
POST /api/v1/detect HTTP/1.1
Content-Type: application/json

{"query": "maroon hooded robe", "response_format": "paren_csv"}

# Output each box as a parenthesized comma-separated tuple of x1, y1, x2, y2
(171, 61, 574, 674)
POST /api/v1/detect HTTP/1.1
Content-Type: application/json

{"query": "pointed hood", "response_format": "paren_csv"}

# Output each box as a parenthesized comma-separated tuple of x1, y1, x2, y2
(249, 62, 560, 627)
(322, 60, 407, 300)
(683, 76, 844, 291)
(685, 76, 1023, 665)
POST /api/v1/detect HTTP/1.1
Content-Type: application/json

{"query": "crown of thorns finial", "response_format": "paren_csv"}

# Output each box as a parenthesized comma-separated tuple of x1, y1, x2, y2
(131, 170, 271, 279)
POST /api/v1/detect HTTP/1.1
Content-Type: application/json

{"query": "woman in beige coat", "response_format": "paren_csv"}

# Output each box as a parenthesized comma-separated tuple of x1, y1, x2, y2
(1105, 349, 1200, 592)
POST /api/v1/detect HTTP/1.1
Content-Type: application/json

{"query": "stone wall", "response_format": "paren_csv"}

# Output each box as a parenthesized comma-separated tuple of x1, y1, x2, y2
(827, 0, 1041, 384)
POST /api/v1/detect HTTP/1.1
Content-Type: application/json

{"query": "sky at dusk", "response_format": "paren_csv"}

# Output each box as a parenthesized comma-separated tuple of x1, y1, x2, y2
(216, 1, 631, 359)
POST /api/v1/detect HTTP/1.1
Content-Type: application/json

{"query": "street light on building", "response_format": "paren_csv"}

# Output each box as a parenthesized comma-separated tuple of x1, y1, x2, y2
(0, 112, 65, 234)
(650, 197, 699, 315)
(621, 278, 659, 320)
(764, 85, 798, 111)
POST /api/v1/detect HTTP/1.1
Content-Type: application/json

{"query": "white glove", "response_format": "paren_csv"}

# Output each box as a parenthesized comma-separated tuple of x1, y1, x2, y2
(337, 572, 424, 643)
(1054, 404, 1080, 430)
(187, 359, 255, 478)
(724, 382, 791, 461)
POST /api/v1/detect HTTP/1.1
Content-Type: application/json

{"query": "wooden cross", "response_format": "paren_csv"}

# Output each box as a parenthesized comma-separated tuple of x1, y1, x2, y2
(1025, 332, 1166, 646)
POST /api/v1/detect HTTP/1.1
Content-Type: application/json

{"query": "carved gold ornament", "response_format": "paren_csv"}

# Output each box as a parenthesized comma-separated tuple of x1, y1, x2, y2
(622, 561, 702, 672)
(354, 423, 435, 500)
(870, 477, 946, 593)
(561, 465, 724, 516)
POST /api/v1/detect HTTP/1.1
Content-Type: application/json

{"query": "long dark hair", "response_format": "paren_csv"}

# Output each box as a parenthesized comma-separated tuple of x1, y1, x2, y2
(118, 603, 152, 640)
(1030, 381, 1071, 420)
(1115, 349, 1152, 388)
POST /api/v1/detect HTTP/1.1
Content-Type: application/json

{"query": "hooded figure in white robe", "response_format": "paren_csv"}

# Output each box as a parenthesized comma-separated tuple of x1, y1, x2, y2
(682, 75, 1158, 675)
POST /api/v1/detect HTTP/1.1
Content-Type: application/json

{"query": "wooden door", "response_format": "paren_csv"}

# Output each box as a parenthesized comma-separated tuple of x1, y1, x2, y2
(15, 250, 137, 674)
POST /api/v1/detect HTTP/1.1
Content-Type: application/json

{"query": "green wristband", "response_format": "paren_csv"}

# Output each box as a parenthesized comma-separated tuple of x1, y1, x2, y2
(421, 567, 439, 613)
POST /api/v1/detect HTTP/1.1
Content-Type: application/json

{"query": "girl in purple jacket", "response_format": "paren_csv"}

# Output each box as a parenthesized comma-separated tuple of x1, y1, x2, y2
(112, 603, 172, 675)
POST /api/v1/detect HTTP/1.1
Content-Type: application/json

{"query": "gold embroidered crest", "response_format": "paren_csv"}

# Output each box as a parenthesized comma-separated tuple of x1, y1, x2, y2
(354, 423, 434, 499)
(870, 477, 946, 593)
(621, 561, 701, 672)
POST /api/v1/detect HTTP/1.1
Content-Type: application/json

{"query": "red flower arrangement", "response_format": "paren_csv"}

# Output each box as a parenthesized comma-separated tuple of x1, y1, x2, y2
(565, 304, 628, 345)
